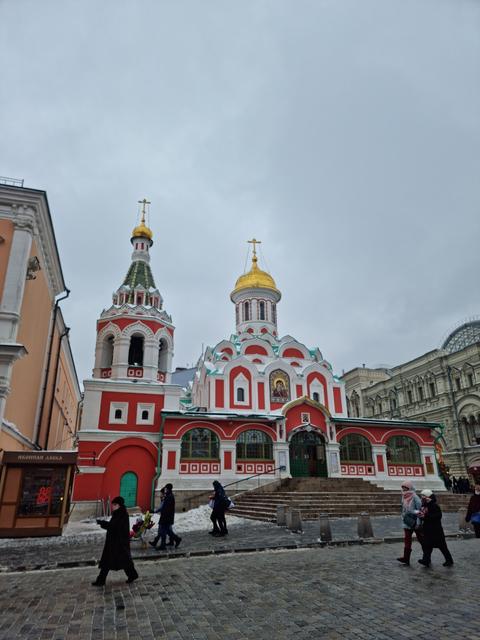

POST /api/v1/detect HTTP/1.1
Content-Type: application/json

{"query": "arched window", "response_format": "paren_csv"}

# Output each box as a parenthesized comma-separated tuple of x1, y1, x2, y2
(339, 434, 373, 463)
(114, 409, 122, 420)
(236, 430, 273, 459)
(141, 410, 149, 420)
(237, 387, 245, 402)
(386, 436, 421, 464)
(272, 304, 276, 324)
(101, 335, 114, 368)
(259, 301, 265, 320)
(312, 392, 320, 402)
(181, 428, 219, 459)
(128, 334, 144, 366)
(244, 301, 250, 321)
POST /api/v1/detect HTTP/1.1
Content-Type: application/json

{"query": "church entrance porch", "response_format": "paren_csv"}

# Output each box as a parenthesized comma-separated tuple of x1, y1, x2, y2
(289, 430, 327, 477)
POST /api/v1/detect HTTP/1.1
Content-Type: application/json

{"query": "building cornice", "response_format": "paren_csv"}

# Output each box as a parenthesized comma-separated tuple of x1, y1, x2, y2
(0, 186, 66, 296)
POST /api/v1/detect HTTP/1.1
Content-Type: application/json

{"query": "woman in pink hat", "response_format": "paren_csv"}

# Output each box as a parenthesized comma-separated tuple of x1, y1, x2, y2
(397, 479, 424, 566)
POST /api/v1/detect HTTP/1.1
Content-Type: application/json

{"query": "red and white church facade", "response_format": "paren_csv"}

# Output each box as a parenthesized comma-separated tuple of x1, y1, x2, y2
(73, 217, 445, 511)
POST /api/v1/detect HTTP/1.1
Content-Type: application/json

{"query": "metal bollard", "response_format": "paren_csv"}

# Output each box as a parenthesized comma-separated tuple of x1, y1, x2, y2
(357, 512, 374, 539)
(289, 509, 302, 533)
(277, 505, 287, 526)
(458, 507, 468, 532)
(319, 513, 332, 542)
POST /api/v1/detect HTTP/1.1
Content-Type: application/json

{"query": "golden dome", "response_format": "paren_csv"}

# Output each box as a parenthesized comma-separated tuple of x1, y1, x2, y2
(132, 198, 153, 240)
(232, 255, 280, 296)
(132, 223, 153, 240)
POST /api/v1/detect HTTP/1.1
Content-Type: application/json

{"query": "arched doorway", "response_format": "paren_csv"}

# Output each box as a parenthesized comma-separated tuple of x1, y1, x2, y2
(119, 471, 138, 507)
(289, 430, 327, 477)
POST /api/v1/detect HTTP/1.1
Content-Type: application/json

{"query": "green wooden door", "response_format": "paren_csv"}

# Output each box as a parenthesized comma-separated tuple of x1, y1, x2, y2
(119, 471, 138, 508)
(289, 431, 328, 477)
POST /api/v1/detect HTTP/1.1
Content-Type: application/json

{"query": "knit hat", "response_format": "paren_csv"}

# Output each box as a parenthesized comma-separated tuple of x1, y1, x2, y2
(111, 496, 125, 506)
(164, 483, 173, 491)
(421, 489, 433, 498)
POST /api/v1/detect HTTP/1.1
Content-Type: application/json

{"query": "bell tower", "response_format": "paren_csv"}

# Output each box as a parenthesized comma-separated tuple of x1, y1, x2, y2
(92, 199, 175, 383)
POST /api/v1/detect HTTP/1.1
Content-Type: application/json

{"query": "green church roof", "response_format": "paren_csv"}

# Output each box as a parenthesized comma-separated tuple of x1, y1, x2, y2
(122, 260, 156, 290)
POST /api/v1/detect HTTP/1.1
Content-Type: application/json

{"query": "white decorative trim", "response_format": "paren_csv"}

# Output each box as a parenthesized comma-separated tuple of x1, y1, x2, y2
(108, 402, 128, 424)
(136, 402, 155, 425)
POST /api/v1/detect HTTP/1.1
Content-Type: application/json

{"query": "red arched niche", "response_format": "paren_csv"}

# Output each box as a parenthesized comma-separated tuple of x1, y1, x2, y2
(229, 365, 253, 409)
(245, 345, 269, 356)
(285, 403, 328, 437)
(100, 440, 157, 511)
(282, 348, 305, 359)
(306, 372, 329, 410)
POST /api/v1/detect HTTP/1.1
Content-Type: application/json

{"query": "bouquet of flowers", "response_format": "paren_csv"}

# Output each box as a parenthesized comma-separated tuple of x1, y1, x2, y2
(130, 511, 155, 547)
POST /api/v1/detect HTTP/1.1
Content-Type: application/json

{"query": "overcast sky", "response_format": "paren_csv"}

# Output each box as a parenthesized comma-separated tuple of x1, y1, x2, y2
(1, 0, 479, 385)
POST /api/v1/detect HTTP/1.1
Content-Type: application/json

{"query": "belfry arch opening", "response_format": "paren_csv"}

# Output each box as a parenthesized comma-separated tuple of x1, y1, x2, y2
(128, 334, 144, 367)
(101, 334, 115, 368)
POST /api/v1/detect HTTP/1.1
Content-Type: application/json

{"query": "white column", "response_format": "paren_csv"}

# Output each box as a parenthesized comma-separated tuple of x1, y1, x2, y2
(0, 223, 33, 340)
(0, 219, 34, 427)
(111, 336, 130, 379)
(326, 443, 341, 477)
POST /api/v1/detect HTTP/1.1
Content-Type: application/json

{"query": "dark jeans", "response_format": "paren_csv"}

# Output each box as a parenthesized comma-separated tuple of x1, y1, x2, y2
(472, 522, 480, 538)
(152, 523, 175, 547)
(211, 508, 227, 533)
(96, 560, 138, 584)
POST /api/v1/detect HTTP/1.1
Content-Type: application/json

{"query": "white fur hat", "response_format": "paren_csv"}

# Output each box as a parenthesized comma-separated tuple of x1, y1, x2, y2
(421, 489, 433, 497)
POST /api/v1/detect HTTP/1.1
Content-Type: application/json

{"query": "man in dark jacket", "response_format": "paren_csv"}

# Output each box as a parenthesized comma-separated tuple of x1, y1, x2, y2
(153, 483, 181, 551)
(92, 496, 139, 586)
(418, 489, 454, 568)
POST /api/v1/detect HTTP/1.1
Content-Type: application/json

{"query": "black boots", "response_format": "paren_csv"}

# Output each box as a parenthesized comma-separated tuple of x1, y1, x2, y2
(397, 549, 411, 566)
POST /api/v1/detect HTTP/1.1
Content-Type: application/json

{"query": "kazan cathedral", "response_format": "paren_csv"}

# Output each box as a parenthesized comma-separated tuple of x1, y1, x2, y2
(73, 207, 445, 511)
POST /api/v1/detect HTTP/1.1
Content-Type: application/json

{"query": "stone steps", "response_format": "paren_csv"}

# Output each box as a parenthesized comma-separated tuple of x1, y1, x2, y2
(229, 477, 470, 522)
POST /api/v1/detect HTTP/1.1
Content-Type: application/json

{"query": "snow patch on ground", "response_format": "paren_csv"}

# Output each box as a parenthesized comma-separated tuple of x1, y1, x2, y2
(0, 505, 255, 547)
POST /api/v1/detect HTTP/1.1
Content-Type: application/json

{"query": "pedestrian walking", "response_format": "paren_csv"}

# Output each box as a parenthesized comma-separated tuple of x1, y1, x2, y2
(92, 496, 139, 586)
(149, 487, 175, 548)
(452, 476, 458, 494)
(209, 480, 229, 537)
(417, 489, 454, 568)
(397, 479, 424, 566)
(151, 483, 181, 551)
(465, 484, 480, 538)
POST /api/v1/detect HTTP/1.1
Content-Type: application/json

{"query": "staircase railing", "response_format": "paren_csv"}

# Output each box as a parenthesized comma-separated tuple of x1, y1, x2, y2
(182, 465, 286, 512)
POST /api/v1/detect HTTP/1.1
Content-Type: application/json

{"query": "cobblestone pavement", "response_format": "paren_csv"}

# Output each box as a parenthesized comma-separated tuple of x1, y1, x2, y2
(0, 512, 471, 573)
(0, 538, 478, 640)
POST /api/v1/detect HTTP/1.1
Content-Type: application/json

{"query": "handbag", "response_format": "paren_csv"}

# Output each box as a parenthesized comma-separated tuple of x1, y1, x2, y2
(471, 511, 480, 524)
(208, 499, 215, 509)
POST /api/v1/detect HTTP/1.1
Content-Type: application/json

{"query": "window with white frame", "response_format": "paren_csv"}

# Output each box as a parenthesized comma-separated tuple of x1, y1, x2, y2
(136, 403, 155, 425)
(309, 382, 324, 405)
(233, 373, 249, 405)
(109, 402, 128, 424)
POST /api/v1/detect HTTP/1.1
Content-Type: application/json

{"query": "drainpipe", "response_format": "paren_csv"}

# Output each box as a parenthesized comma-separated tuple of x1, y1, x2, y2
(151, 412, 166, 510)
(446, 365, 467, 473)
(35, 288, 71, 448)
(43, 326, 70, 450)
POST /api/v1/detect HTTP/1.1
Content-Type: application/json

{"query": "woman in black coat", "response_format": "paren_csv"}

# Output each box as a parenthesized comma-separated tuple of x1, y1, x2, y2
(209, 480, 228, 536)
(92, 496, 139, 586)
(417, 490, 453, 568)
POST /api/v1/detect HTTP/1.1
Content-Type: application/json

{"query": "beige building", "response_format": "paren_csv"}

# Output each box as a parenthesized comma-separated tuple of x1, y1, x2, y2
(342, 320, 480, 481)
(0, 181, 81, 452)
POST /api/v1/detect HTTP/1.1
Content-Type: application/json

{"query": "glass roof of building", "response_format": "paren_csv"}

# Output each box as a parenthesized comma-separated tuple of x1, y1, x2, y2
(442, 320, 480, 354)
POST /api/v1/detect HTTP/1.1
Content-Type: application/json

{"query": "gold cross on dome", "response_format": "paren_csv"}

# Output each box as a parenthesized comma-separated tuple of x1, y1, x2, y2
(247, 237, 261, 258)
(138, 198, 151, 224)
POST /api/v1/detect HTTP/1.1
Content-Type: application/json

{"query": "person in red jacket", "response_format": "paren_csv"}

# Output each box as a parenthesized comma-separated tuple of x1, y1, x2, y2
(466, 484, 480, 538)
